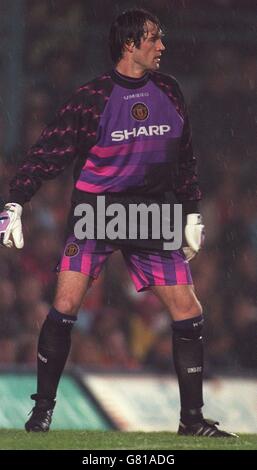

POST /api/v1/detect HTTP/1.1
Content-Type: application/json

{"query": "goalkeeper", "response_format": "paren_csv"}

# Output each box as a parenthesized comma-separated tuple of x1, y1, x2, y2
(0, 8, 236, 437)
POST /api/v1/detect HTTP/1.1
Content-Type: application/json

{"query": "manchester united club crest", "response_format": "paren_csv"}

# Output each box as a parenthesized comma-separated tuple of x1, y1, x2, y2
(131, 102, 149, 121)
(65, 243, 79, 257)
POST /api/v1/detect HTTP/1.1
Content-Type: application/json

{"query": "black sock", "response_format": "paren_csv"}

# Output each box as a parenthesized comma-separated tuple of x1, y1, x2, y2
(172, 315, 204, 424)
(36, 307, 77, 400)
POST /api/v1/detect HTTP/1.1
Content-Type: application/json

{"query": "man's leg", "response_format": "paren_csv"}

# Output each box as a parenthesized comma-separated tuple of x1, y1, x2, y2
(152, 284, 204, 423)
(151, 284, 237, 437)
(124, 247, 237, 437)
(25, 271, 92, 432)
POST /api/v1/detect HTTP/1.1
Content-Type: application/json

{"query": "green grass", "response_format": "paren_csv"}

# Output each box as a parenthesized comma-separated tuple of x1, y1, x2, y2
(0, 430, 256, 450)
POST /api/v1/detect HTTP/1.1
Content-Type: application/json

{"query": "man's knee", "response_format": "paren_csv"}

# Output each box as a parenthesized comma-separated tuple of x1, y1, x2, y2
(174, 293, 203, 318)
(53, 297, 79, 316)
(190, 298, 203, 317)
(53, 271, 90, 316)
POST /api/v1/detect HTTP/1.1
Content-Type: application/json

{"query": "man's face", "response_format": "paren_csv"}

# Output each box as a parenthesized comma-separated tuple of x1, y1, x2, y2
(132, 21, 165, 72)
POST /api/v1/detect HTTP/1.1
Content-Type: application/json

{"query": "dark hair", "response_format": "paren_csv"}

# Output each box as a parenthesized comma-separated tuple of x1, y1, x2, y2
(109, 8, 162, 64)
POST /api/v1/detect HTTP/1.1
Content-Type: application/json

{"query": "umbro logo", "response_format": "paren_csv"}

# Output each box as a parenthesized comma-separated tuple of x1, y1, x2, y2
(38, 352, 48, 363)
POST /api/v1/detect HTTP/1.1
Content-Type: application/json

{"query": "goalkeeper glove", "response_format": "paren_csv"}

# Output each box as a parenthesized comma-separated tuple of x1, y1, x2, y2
(0, 203, 24, 248)
(183, 213, 205, 261)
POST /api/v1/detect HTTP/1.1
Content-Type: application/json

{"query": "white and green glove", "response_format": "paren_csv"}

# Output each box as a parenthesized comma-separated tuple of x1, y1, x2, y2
(183, 213, 205, 261)
(0, 203, 24, 248)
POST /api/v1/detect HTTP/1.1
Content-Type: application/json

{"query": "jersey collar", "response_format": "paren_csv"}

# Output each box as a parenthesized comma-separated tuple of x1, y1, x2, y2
(111, 69, 149, 89)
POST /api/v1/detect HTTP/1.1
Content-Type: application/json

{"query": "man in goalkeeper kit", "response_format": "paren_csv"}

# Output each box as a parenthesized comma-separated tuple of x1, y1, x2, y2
(0, 9, 237, 437)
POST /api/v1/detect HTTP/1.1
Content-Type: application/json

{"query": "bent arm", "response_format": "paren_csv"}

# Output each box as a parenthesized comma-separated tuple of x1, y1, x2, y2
(9, 91, 84, 205)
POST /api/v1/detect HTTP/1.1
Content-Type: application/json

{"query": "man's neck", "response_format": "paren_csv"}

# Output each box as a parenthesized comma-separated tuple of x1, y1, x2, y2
(116, 60, 147, 79)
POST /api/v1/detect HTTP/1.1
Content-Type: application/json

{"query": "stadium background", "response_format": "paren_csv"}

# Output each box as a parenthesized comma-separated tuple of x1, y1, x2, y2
(0, 0, 256, 433)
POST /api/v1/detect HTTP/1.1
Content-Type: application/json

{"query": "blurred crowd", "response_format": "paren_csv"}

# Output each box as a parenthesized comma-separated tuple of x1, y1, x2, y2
(0, 0, 256, 375)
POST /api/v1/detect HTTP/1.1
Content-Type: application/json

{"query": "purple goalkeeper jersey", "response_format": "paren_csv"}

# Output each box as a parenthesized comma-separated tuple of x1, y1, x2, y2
(76, 72, 184, 194)
(9, 69, 201, 215)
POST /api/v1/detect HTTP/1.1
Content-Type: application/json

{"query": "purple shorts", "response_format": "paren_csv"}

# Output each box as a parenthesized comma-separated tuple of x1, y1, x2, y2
(59, 237, 192, 292)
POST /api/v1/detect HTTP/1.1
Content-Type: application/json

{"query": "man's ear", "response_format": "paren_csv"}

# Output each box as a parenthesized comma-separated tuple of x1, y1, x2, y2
(124, 39, 135, 53)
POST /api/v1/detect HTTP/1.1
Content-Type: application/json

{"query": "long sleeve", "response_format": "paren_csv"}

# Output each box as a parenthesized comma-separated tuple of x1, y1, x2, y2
(166, 77, 202, 215)
(151, 72, 202, 214)
(9, 90, 85, 205)
(173, 105, 202, 215)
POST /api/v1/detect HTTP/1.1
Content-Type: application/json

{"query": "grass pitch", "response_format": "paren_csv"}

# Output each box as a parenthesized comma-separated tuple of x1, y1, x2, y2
(0, 430, 256, 450)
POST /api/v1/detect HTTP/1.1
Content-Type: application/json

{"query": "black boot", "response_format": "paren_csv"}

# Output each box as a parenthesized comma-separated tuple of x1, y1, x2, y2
(25, 394, 56, 432)
(178, 418, 238, 438)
